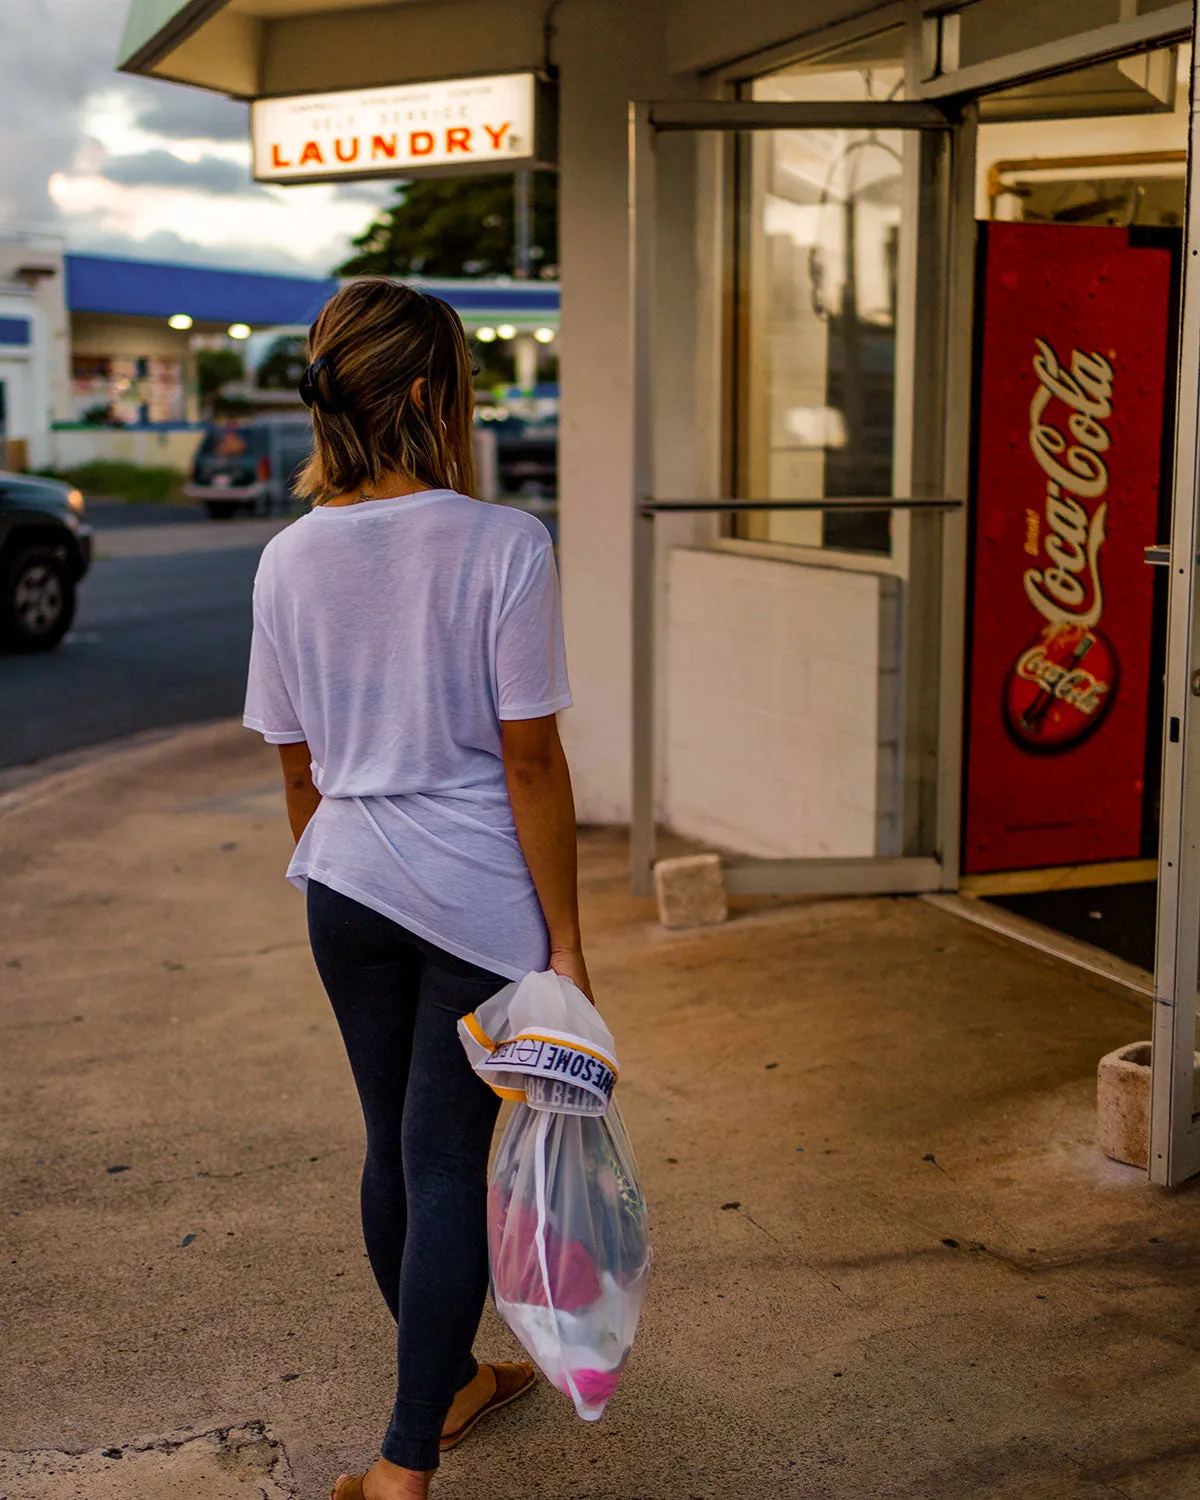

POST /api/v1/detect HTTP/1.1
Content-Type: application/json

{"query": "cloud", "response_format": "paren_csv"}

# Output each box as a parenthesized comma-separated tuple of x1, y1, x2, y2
(1, 0, 392, 272)
(98, 148, 262, 196)
(132, 83, 250, 143)
(49, 171, 388, 274)
(62, 227, 338, 277)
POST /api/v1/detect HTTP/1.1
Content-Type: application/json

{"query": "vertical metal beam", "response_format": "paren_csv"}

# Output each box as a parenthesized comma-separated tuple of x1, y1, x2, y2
(934, 102, 978, 891)
(514, 169, 533, 280)
(1150, 5, 1200, 1188)
(898, 118, 950, 858)
(629, 102, 658, 897)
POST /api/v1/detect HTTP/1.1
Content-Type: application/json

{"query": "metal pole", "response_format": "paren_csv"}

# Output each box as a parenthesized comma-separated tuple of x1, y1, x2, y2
(934, 103, 978, 892)
(630, 103, 658, 898)
(514, 169, 532, 280)
(1149, 2, 1200, 1188)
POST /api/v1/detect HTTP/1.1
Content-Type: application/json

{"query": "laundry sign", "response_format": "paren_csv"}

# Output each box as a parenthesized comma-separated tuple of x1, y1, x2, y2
(251, 72, 554, 184)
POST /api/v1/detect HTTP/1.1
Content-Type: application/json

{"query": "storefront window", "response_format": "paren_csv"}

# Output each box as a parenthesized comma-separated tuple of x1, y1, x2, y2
(735, 32, 906, 555)
(753, 27, 905, 105)
(936, 0, 1186, 76)
(978, 45, 1190, 226)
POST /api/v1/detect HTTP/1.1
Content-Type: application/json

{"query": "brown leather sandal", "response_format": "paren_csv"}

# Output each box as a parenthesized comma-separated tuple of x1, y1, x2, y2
(439, 1360, 537, 1451)
(329, 1478, 365, 1500)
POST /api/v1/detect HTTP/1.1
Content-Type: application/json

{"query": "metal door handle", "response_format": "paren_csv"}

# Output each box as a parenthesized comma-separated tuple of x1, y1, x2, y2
(1144, 546, 1200, 566)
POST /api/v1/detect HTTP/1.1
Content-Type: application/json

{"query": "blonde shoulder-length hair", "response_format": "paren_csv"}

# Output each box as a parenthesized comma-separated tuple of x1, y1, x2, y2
(295, 278, 476, 504)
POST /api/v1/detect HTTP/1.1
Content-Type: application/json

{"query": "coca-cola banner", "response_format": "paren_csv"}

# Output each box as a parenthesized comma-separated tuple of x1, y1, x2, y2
(963, 223, 1174, 875)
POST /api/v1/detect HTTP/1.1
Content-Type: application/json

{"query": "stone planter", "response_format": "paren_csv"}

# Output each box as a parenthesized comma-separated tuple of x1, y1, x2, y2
(1097, 1043, 1153, 1169)
(1096, 1041, 1200, 1169)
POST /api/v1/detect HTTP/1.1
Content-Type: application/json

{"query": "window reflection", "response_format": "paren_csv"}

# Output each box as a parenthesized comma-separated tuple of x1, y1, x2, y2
(739, 40, 906, 553)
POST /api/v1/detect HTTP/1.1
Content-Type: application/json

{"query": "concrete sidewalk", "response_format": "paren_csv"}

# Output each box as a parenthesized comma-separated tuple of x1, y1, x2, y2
(2, 723, 1199, 1500)
(93, 516, 293, 559)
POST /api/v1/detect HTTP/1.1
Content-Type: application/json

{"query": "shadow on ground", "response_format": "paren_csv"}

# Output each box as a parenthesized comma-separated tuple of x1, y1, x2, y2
(2, 724, 1199, 1499)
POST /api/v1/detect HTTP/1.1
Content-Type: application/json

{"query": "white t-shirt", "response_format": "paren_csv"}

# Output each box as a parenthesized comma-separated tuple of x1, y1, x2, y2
(243, 490, 572, 980)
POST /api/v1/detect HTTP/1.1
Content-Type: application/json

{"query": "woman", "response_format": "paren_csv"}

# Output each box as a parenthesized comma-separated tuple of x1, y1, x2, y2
(243, 279, 590, 1500)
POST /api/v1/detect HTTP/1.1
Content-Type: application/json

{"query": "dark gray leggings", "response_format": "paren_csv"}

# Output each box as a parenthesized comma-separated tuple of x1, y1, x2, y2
(306, 880, 505, 1471)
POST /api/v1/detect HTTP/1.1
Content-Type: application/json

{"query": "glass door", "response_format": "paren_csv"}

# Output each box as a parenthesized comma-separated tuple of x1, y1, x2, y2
(628, 90, 974, 898)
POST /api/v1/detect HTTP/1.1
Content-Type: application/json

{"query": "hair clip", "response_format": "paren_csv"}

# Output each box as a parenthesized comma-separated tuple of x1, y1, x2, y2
(299, 355, 346, 414)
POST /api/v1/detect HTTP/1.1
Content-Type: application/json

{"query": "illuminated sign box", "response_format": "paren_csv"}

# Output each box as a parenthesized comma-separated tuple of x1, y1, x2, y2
(251, 72, 555, 185)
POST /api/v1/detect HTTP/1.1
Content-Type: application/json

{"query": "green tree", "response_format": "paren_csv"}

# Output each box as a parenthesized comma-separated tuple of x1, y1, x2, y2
(196, 348, 247, 419)
(196, 348, 244, 399)
(336, 173, 558, 279)
(256, 335, 308, 389)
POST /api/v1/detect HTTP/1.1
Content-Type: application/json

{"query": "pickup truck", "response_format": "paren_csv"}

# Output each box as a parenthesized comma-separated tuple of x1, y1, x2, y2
(0, 472, 93, 652)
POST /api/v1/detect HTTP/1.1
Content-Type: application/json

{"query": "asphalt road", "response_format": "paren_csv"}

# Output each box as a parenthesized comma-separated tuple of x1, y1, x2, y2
(0, 506, 285, 773)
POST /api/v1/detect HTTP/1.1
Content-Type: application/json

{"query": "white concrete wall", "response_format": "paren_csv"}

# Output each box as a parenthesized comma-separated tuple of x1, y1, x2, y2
(0, 291, 53, 471)
(555, 0, 704, 823)
(665, 547, 883, 856)
(70, 314, 197, 361)
(50, 426, 204, 473)
(0, 236, 70, 426)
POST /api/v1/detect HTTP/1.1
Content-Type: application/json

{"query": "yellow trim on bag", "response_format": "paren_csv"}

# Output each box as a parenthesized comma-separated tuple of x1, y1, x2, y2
(502, 1032, 619, 1081)
(489, 1085, 528, 1101)
(462, 1012, 496, 1050)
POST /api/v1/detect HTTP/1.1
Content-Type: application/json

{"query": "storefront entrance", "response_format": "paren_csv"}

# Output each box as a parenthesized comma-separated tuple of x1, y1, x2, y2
(631, 1, 1200, 1184)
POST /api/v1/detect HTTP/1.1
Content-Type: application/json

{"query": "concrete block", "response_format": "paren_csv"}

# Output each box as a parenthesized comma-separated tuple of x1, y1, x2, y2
(654, 853, 727, 930)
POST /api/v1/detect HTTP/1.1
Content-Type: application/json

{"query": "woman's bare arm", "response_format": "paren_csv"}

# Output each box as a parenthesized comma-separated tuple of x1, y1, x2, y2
(278, 741, 321, 844)
(501, 714, 592, 1000)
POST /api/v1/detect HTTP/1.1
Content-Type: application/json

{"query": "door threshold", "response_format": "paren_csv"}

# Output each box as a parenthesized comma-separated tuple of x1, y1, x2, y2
(922, 892, 1154, 998)
(959, 858, 1157, 898)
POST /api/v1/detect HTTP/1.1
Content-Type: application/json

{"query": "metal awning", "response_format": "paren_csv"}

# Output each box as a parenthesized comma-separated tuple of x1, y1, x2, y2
(118, 0, 544, 98)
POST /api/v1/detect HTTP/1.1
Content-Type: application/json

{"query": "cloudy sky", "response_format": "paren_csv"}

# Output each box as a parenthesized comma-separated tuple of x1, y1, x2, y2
(0, 0, 394, 274)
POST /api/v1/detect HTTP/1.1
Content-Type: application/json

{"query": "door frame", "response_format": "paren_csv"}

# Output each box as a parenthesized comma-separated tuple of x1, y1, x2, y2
(644, 0, 1200, 1186)
(1148, 6, 1200, 1187)
(627, 96, 975, 899)
(908, 0, 1200, 1188)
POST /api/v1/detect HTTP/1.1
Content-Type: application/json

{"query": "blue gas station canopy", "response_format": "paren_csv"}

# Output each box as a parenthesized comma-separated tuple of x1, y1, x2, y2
(64, 253, 559, 332)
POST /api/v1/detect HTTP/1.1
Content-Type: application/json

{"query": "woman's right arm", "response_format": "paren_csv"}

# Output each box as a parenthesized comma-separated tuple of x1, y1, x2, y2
(278, 740, 321, 844)
(501, 714, 593, 1001)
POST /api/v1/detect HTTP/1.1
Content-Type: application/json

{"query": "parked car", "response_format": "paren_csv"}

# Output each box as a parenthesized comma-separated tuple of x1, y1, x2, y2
(186, 416, 314, 519)
(0, 471, 93, 652)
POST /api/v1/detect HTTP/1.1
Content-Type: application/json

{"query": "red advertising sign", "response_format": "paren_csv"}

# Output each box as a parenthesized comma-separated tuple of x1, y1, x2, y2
(963, 223, 1173, 875)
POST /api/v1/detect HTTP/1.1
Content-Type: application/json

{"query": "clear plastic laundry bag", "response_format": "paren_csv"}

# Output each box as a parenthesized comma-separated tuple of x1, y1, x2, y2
(458, 971, 651, 1420)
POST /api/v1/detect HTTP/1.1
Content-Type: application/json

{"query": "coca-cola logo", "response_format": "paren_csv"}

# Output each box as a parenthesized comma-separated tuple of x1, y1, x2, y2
(1004, 622, 1117, 750)
(1005, 338, 1118, 753)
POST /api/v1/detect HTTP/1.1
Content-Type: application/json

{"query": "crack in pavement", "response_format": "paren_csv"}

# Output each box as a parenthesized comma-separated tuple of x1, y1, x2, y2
(0, 1420, 297, 1499)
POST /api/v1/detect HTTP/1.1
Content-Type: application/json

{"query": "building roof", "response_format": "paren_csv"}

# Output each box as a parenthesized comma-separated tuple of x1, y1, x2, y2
(64, 253, 560, 330)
